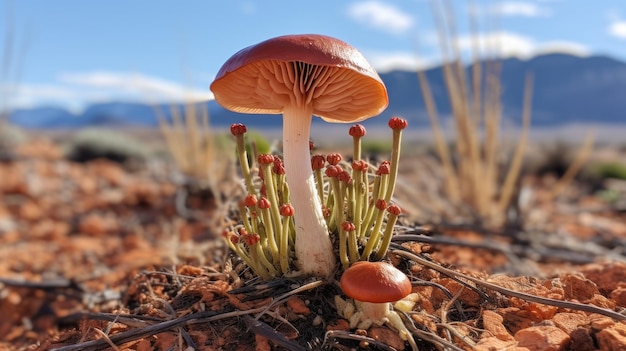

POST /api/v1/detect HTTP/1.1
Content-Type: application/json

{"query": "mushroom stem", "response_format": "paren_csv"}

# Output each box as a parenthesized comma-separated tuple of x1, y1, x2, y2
(282, 104, 336, 278)
(359, 301, 390, 321)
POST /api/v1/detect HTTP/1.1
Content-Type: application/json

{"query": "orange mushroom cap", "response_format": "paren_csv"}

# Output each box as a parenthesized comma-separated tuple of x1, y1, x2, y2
(209, 34, 388, 123)
(340, 261, 411, 303)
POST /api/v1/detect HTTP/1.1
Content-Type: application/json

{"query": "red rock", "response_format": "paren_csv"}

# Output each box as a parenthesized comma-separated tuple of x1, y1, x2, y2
(515, 325, 570, 351)
(568, 327, 595, 351)
(474, 336, 528, 351)
(286, 297, 311, 316)
(611, 285, 626, 308)
(552, 312, 588, 334)
(369, 326, 406, 351)
(581, 262, 626, 296)
(482, 310, 514, 341)
(596, 323, 626, 351)
(560, 273, 600, 302)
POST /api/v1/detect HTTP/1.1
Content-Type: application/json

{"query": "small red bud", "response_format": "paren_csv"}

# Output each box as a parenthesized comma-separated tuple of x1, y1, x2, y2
(311, 154, 326, 170)
(230, 123, 247, 136)
(258, 154, 274, 165)
(388, 117, 408, 130)
(244, 194, 257, 207)
(341, 221, 356, 232)
(279, 203, 295, 217)
(349, 124, 366, 138)
(229, 234, 239, 244)
(243, 233, 260, 246)
(309, 140, 315, 150)
(258, 197, 271, 209)
(387, 204, 402, 216)
(322, 206, 331, 218)
(352, 160, 368, 172)
(375, 199, 387, 210)
(337, 170, 351, 183)
(326, 153, 342, 166)
(325, 165, 340, 178)
(376, 161, 390, 175)
(272, 163, 285, 175)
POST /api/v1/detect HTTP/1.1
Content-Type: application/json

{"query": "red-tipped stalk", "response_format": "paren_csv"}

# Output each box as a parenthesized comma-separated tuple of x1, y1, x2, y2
(374, 204, 402, 260)
(384, 117, 407, 202)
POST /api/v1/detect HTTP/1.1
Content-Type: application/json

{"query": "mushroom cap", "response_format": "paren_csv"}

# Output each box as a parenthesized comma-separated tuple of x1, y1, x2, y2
(210, 34, 388, 123)
(340, 261, 411, 303)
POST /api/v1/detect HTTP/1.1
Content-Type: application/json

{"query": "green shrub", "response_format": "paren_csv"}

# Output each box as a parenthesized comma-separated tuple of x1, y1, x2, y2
(592, 162, 626, 180)
(361, 139, 392, 156)
(65, 128, 150, 164)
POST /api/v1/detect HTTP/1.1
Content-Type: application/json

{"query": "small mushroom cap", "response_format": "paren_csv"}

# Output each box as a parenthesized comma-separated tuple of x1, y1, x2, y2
(210, 34, 388, 123)
(340, 261, 411, 303)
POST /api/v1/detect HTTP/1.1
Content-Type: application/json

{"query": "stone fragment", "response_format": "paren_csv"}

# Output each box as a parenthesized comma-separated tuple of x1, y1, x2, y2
(482, 310, 514, 341)
(369, 326, 406, 351)
(596, 323, 626, 351)
(515, 325, 570, 351)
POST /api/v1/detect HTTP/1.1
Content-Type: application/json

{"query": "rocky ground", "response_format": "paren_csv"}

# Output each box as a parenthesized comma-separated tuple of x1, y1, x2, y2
(1, 135, 626, 351)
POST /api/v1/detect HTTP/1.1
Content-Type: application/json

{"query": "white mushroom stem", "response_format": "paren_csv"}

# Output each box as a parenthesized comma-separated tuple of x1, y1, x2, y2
(356, 300, 419, 351)
(282, 104, 336, 278)
(358, 301, 391, 321)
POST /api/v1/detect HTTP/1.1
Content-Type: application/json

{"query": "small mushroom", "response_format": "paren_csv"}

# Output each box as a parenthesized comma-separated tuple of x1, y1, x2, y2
(210, 34, 388, 278)
(339, 261, 418, 350)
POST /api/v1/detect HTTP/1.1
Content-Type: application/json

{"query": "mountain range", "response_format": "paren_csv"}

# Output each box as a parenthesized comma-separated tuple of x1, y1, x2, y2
(7, 53, 626, 131)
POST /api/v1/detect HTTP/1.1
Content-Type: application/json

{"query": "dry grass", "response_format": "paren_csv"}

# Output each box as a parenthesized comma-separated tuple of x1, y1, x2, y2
(416, 0, 594, 227)
(153, 99, 233, 196)
(0, 6, 29, 161)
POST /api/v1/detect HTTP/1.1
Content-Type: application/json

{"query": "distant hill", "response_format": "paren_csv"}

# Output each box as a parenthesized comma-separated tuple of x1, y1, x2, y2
(8, 53, 626, 130)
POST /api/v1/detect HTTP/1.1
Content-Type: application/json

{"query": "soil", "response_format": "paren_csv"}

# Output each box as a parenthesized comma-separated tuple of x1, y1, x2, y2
(1, 136, 626, 351)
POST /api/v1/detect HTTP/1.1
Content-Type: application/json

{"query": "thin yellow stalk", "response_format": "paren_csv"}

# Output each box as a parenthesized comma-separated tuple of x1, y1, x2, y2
(431, 0, 471, 200)
(185, 102, 200, 177)
(155, 105, 187, 172)
(468, 0, 483, 129)
(546, 132, 595, 201)
(169, 103, 189, 172)
(497, 73, 533, 214)
(416, 68, 460, 202)
(435, 0, 483, 210)
(200, 101, 216, 180)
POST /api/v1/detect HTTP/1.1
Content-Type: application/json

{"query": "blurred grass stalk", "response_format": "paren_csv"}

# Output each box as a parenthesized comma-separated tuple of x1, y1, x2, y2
(153, 98, 227, 196)
(419, 0, 594, 227)
(1, 3, 29, 157)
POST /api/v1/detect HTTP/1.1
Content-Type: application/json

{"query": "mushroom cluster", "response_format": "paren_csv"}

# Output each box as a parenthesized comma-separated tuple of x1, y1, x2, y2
(211, 34, 388, 278)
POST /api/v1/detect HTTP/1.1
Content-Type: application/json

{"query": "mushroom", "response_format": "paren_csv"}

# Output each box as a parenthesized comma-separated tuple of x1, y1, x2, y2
(210, 34, 388, 278)
(339, 261, 418, 350)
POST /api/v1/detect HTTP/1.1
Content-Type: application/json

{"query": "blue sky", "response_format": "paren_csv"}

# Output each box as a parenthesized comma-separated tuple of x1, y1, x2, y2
(2, 0, 626, 112)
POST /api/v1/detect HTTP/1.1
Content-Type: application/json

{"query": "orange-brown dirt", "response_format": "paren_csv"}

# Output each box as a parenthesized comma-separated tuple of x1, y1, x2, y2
(1, 137, 625, 351)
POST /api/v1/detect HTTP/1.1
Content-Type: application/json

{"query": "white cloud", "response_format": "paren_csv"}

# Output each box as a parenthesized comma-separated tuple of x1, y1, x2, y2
(367, 51, 437, 72)
(453, 32, 588, 59)
(609, 20, 626, 39)
(368, 31, 590, 72)
(1, 83, 78, 110)
(455, 31, 536, 58)
(532, 41, 590, 57)
(347, 1, 414, 34)
(478, 1, 551, 17)
(59, 71, 213, 102)
(4, 72, 213, 111)
(241, 2, 256, 15)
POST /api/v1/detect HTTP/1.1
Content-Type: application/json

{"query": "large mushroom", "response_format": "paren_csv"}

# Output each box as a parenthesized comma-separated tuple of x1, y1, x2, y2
(210, 34, 388, 278)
